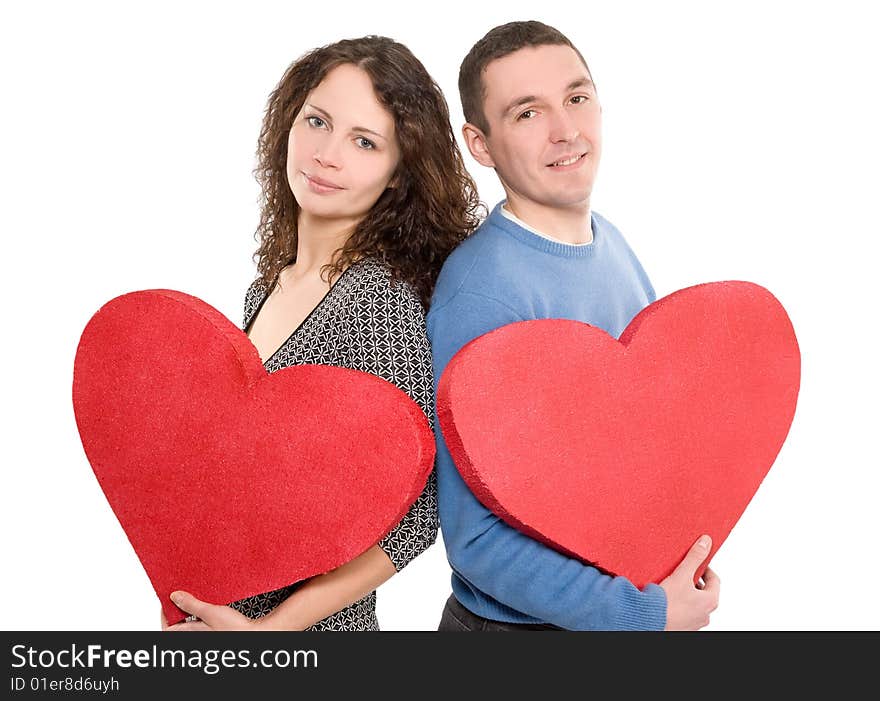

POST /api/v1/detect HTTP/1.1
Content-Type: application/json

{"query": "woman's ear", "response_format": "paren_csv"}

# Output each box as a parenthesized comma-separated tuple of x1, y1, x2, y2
(386, 168, 404, 191)
(461, 123, 496, 168)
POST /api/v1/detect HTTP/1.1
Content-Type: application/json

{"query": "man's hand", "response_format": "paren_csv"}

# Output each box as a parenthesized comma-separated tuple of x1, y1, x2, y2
(660, 535, 721, 630)
(160, 591, 260, 631)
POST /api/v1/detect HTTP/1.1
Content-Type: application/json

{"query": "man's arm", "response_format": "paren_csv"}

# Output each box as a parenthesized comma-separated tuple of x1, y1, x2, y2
(428, 291, 667, 630)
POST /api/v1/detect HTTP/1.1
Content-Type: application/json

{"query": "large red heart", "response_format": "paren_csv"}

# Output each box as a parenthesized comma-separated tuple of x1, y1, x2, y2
(437, 281, 799, 588)
(73, 290, 434, 624)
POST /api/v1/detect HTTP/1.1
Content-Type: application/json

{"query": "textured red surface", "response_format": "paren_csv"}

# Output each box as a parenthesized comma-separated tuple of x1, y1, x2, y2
(73, 290, 434, 624)
(437, 281, 800, 588)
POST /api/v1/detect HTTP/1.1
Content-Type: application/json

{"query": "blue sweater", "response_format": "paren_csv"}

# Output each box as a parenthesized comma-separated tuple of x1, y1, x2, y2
(426, 202, 668, 630)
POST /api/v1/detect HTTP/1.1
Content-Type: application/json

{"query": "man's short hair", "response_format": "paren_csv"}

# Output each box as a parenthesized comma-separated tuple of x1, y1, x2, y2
(459, 20, 592, 135)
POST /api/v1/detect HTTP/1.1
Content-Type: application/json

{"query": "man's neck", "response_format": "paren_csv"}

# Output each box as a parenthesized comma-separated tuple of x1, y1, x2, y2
(503, 193, 592, 245)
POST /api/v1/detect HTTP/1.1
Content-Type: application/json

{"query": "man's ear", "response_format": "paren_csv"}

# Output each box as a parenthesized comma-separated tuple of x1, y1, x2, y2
(462, 122, 495, 168)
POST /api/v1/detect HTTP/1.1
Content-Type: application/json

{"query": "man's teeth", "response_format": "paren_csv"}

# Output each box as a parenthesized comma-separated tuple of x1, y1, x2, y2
(552, 154, 583, 167)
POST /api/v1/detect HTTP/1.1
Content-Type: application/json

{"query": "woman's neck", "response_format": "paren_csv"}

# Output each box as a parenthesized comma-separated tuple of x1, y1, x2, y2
(292, 212, 357, 278)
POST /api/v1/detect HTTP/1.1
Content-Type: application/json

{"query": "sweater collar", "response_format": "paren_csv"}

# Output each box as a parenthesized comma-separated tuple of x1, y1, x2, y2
(488, 201, 602, 258)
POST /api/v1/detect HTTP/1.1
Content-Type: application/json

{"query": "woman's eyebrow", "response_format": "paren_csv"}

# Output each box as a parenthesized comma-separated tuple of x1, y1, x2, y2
(305, 103, 388, 141)
(305, 103, 333, 122)
(351, 125, 387, 141)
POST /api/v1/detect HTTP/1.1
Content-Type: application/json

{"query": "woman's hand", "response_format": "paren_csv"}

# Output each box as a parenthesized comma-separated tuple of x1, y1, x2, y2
(160, 591, 260, 631)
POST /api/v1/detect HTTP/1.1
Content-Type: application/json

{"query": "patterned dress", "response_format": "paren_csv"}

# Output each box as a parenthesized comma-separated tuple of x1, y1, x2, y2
(227, 257, 438, 630)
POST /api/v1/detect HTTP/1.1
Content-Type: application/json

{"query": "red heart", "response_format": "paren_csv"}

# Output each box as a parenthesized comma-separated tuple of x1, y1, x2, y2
(437, 281, 799, 588)
(73, 290, 434, 624)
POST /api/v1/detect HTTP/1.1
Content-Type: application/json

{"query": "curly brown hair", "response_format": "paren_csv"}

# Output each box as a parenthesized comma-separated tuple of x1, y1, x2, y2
(253, 36, 484, 307)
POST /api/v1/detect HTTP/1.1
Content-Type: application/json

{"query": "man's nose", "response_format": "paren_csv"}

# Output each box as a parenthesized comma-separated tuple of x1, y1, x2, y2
(547, 109, 580, 143)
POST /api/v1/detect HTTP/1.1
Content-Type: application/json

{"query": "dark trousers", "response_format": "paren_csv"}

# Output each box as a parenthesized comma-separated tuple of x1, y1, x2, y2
(437, 594, 562, 631)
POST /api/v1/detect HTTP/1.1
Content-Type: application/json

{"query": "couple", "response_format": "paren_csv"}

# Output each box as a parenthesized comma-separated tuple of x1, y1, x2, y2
(163, 20, 720, 632)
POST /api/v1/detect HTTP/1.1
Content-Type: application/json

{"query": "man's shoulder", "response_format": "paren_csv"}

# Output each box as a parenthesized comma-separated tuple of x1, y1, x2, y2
(592, 210, 640, 255)
(431, 217, 529, 309)
(592, 209, 616, 235)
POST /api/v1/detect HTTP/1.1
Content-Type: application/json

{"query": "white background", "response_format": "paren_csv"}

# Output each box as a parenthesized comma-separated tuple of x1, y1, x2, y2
(2, 1, 878, 631)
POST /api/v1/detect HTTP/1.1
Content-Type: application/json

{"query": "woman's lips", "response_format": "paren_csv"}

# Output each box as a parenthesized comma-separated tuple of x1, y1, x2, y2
(302, 172, 344, 194)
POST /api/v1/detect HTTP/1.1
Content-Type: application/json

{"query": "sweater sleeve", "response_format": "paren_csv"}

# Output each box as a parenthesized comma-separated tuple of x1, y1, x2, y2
(427, 291, 668, 630)
(342, 278, 439, 572)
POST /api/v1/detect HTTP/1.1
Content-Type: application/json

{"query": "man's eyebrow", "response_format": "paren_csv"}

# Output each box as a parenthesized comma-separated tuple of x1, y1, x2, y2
(502, 94, 539, 117)
(304, 103, 388, 141)
(566, 77, 595, 92)
(501, 76, 596, 117)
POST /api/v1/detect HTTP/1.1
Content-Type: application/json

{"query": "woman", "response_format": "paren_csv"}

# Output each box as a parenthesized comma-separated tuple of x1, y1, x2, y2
(162, 36, 482, 630)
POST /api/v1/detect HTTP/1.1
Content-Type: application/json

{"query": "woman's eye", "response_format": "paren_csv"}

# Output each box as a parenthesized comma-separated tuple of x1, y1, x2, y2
(355, 137, 376, 150)
(517, 109, 537, 121)
(307, 116, 326, 128)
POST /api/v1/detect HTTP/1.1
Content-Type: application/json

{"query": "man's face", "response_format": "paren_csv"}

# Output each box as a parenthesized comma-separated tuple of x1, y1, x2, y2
(472, 44, 602, 211)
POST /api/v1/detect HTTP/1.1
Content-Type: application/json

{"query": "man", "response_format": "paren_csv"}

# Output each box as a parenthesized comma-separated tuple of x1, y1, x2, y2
(427, 20, 720, 630)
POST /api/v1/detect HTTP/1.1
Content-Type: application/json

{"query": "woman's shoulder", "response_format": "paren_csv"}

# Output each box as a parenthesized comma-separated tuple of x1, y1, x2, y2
(245, 276, 269, 299)
(242, 277, 270, 328)
(338, 257, 430, 350)
(339, 256, 423, 311)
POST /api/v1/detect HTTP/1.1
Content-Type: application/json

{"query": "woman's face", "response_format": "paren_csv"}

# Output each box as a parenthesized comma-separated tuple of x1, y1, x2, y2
(287, 63, 400, 227)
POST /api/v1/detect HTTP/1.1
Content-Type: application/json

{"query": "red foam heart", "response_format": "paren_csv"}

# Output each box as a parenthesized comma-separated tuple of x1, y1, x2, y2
(73, 290, 434, 624)
(437, 281, 799, 588)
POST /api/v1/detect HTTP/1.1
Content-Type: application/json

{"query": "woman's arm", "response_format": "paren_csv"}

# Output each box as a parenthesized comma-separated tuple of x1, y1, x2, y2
(350, 277, 439, 571)
(164, 545, 395, 631)
(258, 545, 396, 630)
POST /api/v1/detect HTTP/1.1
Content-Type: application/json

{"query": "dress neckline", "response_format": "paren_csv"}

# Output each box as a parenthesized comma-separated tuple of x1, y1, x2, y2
(244, 262, 357, 367)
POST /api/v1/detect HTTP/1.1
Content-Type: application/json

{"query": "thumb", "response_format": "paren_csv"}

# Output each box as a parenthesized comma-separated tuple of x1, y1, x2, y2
(676, 535, 712, 577)
(170, 590, 205, 618)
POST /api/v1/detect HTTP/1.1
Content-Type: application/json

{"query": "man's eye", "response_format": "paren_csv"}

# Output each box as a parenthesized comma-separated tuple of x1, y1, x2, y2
(570, 95, 589, 104)
(355, 137, 375, 150)
(517, 109, 537, 121)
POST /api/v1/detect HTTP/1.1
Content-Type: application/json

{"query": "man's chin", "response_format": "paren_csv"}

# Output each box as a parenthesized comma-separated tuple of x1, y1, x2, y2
(500, 178, 592, 211)
(533, 177, 593, 205)
(537, 190, 593, 211)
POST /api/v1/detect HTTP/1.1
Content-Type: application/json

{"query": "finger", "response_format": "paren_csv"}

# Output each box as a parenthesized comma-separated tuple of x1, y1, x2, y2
(677, 535, 712, 575)
(701, 566, 721, 592)
(165, 620, 211, 632)
(170, 590, 207, 619)
(160, 610, 168, 631)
